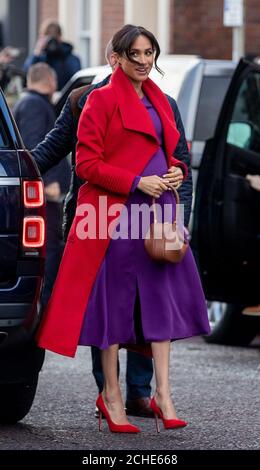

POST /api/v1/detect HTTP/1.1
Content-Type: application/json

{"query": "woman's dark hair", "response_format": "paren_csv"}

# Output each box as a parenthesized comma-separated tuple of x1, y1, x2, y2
(112, 24, 163, 75)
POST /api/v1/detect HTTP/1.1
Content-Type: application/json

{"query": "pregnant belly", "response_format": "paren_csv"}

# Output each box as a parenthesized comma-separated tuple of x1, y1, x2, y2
(141, 148, 169, 177)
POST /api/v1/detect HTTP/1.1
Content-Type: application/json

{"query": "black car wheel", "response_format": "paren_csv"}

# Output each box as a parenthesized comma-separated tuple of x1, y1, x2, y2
(205, 303, 260, 346)
(0, 376, 38, 424)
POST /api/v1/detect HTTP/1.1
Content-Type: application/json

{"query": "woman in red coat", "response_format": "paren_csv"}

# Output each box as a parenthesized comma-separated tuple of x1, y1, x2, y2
(38, 24, 210, 433)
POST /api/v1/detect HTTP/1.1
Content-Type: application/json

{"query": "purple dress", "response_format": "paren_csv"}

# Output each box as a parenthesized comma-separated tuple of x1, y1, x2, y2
(79, 96, 210, 349)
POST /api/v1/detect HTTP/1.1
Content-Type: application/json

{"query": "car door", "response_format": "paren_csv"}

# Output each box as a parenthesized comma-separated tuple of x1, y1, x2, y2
(191, 58, 260, 305)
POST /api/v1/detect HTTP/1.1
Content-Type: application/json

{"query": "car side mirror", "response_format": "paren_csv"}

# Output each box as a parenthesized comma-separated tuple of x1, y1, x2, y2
(227, 122, 253, 149)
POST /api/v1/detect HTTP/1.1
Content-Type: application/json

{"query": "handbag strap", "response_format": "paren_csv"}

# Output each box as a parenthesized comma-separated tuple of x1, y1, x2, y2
(152, 186, 180, 224)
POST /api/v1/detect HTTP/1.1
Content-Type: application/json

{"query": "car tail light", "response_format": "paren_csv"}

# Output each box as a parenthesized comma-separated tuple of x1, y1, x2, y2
(23, 181, 44, 208)
(23, 217, 45, 247)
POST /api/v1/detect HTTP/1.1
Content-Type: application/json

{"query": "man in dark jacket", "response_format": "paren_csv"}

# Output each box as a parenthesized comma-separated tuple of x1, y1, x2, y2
(23, 20, 81, 90)
(13, 62, 70, 309)
(31, 50, 192, 418)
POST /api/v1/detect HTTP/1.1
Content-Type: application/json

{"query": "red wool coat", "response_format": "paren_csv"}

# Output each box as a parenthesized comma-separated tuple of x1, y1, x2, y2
(37, 66, 187, 357)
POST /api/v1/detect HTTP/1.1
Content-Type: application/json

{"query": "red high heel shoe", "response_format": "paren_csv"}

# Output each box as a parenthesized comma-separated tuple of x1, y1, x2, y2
(96, 394, 141, 434)
(150, 396, 188, 433)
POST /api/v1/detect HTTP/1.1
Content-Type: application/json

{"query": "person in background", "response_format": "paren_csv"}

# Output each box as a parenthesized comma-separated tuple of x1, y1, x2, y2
(13, 62, 70, 308)
(0, 47, 14, 64)
(0, 46, 20, 90)
(23, 20, 81, 90)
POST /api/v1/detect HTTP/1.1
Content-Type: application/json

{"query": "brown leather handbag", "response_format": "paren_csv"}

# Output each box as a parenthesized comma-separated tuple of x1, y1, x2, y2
(144, 187, 188, 263)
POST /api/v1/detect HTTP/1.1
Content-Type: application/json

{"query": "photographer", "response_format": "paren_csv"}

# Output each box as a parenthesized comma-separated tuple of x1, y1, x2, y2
(23, 20, 81, 90)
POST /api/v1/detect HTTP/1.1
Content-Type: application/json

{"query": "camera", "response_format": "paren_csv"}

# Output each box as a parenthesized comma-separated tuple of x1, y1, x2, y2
(44, 37, 60, 55)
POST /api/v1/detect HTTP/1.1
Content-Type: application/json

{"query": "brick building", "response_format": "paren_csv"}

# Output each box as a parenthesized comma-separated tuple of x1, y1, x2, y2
(172, 0, 260, 60)
(35, 0, 260, 65)
(1, 1, 260, 68)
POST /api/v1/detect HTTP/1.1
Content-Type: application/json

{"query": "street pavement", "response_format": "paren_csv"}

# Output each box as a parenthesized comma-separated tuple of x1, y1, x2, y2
(0, 336, 260, 451)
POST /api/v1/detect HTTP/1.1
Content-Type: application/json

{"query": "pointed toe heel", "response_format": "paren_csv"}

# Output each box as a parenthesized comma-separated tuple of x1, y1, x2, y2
(150, 396, 188, 433)
(96, 394, 141, 434)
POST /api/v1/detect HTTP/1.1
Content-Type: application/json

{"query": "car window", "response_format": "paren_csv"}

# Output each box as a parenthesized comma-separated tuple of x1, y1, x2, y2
(0, 116, 11, 149)
(227, 70, 260, 153)
(194, 76, 232, 141)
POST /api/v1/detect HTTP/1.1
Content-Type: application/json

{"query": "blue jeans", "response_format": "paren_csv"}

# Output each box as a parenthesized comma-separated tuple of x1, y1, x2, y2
(91, 347, 153, 400)
(41, 201, 64, 309)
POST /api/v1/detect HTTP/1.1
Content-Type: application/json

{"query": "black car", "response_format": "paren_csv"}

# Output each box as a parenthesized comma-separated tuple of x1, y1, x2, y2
(0, 89, 45, 423)
(192, 58, 260, 346)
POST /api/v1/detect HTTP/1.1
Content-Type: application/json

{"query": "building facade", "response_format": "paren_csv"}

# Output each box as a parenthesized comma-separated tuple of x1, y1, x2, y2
(1, 1, 260, 69)
(56, 0, 172, 67)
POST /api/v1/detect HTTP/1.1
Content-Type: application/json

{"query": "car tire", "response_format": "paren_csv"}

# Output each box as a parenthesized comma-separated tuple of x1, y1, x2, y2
(205, 303, 260, 346)
(0, 376, 38, 424)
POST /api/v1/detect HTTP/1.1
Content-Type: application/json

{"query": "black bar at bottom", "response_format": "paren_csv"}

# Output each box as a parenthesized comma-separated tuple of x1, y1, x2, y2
(0, 450, 259, 467)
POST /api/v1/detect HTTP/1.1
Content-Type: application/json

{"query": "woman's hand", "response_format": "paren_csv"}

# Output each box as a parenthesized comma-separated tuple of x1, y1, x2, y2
(162, 166, 184, 189)
(137, 175, 170, 198)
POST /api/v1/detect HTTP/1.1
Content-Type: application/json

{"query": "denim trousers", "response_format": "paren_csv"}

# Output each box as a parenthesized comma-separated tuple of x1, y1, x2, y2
(91, 346, 153, 400)
(41, 201, 64, 309)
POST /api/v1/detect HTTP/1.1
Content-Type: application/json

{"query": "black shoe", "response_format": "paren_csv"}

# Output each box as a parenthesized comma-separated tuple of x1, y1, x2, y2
(125, 397, 154, 418)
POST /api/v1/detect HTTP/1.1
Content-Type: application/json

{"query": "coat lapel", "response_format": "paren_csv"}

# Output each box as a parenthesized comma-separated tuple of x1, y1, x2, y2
(110, 67, 180, 165)
(111, 67, 158, 141)
(142, 78, 180, 164)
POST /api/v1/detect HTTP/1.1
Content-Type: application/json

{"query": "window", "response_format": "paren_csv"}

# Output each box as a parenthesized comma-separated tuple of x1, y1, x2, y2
(194, 76, 232, 141)
(79, 0, 91, 67)
(0, 117, 11, 149)
(227, 71, 260, 153)
(78, 0, 100, 67)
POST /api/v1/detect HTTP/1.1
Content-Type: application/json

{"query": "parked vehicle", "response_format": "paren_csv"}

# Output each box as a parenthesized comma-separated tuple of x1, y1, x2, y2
(0, 89, 45, 423)
(177, 60, 236, 186)
(192, 58, 260, 345)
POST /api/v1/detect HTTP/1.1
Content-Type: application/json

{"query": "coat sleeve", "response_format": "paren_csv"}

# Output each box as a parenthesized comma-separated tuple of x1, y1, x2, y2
(76, 90, 137, 195)
(166, 95, 193, 227)
(171, 155, 188, 179)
